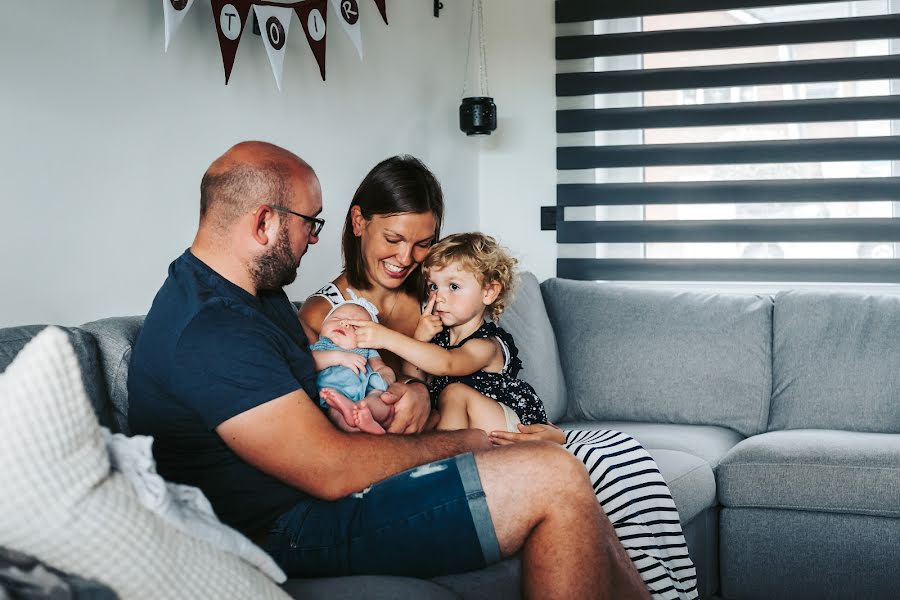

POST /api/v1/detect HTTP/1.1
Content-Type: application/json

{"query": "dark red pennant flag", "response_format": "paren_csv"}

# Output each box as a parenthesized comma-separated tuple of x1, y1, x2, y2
(210, 0, 252, 84)
(373, 0, 388, 25)
(295, 0, 328, 81)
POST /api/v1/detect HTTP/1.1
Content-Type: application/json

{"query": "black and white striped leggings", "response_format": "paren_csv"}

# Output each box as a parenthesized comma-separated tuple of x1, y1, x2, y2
(564, 429, 699, 600)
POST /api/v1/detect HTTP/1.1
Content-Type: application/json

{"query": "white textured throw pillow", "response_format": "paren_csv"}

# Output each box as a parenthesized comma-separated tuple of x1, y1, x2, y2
(0, 327, 290, 600)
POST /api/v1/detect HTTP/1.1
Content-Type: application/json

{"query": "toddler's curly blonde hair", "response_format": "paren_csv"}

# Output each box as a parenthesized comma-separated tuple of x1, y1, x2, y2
(422, 232, 518, 322)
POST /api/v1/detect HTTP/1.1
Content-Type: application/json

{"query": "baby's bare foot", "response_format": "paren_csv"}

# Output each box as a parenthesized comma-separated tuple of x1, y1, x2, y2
(354, 403, 386, 435)
(321, 388, 357, 426)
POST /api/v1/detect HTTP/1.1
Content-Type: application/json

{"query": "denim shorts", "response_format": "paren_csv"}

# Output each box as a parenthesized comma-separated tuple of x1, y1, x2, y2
(262, 452, 501, 578)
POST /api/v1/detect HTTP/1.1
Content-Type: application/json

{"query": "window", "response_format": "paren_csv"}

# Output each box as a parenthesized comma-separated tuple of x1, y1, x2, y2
(555, 0, 900, 282)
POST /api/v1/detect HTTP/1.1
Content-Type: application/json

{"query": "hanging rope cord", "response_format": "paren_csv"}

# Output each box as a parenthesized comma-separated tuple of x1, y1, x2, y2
(461, 0, 489, 98)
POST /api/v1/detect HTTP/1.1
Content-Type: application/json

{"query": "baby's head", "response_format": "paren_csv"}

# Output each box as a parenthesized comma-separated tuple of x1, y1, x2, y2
(423, 232, 517, 322)
(320, 303, 373, 349)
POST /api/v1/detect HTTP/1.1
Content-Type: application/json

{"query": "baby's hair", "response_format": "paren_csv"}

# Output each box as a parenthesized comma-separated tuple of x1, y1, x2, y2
(423, 232, 518, 322)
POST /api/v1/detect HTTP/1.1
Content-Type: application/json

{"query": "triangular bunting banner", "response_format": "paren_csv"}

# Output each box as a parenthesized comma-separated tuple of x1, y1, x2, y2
(329, 0, 363, 60)
(163, 0, 196, 52)
(295, 0, 328, 81)
(372, 0, 388, 25)
(253, 4, 295, 91)
(211, 0, 252, 84)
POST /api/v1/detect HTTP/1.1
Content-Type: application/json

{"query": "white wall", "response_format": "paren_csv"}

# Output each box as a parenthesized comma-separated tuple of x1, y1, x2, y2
(477, 0, 557, 281)
(0, 1, 492, 327)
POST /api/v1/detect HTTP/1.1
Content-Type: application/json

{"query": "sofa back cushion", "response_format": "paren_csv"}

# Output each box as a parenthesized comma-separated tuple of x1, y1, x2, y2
(500, 272, 568, 422)
(0, 325, 113, 429)
(81, 316, 145, 435)
(769, 290, 900, 433)
(542, 279, 772, 437)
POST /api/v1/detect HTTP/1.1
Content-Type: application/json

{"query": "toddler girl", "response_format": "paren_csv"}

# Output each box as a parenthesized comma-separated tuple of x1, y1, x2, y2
(347, 232, 547, 434)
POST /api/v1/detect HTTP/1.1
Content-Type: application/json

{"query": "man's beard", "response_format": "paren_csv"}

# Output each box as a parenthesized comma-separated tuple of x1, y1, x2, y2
(252, 225, 300, 290)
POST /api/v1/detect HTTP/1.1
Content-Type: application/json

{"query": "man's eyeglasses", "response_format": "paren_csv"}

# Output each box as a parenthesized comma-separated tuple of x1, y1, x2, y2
(270, 205, 325, 237)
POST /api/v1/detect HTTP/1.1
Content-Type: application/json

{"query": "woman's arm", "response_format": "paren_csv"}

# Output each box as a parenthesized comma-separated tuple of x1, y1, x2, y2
(297, 296, 332, 344)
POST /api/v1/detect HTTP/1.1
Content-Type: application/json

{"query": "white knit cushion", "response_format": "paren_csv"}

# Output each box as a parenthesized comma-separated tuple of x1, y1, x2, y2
(0, 327, 290, 600)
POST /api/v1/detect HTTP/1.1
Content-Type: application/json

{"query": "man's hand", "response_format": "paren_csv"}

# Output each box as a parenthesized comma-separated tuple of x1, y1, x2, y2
(414, 293, 443, 342)
(380, 380, 431, 434)
(312, 349, 366, 374)
(488, 423, 566, 446)
(344, 319, 391, 349)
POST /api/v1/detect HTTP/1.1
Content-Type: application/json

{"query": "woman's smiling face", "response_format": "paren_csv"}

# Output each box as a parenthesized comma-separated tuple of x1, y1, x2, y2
(353, 209, 437, 290)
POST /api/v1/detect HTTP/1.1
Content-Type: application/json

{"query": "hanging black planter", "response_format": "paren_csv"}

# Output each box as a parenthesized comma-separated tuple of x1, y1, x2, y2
(459, 96, 497, 136)
(459, 0, 495, 136)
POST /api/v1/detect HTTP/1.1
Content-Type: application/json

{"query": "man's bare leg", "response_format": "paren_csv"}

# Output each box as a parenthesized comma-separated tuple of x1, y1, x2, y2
(474, 442, 649, 600)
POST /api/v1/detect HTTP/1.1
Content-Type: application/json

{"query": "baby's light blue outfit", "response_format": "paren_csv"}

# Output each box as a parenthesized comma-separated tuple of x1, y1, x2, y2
(310, 336, 388, 404)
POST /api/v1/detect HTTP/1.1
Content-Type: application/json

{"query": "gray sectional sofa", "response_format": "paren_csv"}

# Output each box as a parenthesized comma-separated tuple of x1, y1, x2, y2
(2, 273, 898, 599)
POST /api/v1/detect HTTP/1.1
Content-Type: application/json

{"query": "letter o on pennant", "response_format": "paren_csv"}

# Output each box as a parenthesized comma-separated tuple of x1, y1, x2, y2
(266, 16, 286, 50)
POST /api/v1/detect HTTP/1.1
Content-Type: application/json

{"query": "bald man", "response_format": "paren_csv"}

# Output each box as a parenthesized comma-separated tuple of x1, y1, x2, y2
(128, 142, 648, 599)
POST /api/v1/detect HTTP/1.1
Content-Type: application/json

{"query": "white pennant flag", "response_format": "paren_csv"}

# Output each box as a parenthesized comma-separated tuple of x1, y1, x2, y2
(163, 0, 196, 52)
(253, 4, 295, 91)
(329, 0, 363, 60)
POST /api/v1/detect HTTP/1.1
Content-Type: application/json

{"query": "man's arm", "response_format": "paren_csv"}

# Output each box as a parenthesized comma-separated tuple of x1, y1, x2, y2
(216, 388, 490, 500)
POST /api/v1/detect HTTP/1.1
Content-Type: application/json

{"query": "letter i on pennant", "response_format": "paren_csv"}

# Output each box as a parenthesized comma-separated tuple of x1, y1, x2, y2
(295, 0, 328, 81)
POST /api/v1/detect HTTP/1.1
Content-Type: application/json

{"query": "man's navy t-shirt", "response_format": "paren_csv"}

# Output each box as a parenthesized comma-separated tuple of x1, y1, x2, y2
(128, 249, 318, 535)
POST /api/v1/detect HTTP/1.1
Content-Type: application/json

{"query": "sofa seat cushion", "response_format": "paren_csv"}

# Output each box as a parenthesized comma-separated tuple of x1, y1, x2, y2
(562, 420, 743, 468)
(718, 430, 900, 517)
(645, 449, 716, 525)
(542, 279, 772, 437)
(431, 558, 520, 599)
(282, 575, 461, 599)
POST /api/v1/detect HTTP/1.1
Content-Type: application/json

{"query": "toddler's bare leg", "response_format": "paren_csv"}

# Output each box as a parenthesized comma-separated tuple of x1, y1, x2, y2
(435, 384, 470, 430)
(436, 383, 509, 433)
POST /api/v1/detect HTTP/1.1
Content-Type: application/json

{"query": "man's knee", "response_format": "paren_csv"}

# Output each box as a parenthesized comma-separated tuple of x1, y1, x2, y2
(529, 442, 590, 488)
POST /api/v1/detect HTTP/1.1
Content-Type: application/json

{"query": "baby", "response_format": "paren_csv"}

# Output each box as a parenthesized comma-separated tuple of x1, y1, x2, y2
(310, 301, 396, 434)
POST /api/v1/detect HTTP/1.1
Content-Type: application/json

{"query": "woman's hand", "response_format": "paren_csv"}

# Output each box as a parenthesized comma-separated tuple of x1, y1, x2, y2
(414, 294, 443, 342)
(379, 380, 431, 434)
(488, 423, 566, 446)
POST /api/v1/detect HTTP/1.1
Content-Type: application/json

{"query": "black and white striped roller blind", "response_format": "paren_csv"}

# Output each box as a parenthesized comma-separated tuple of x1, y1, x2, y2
(555, 0, 900, 282)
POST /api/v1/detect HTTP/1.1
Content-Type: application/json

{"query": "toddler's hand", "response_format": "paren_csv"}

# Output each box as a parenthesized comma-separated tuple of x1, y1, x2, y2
(344, 320, 388, 349)
(414, 293, 443, 342)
